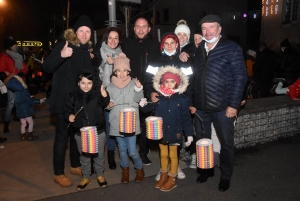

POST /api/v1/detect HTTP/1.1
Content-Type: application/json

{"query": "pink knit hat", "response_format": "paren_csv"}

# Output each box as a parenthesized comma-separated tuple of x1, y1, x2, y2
(162, 72, 180, 85)
(113, 53, 131, 71)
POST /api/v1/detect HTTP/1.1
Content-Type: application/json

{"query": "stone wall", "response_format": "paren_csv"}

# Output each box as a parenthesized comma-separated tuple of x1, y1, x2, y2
(234, 96, 300, 148)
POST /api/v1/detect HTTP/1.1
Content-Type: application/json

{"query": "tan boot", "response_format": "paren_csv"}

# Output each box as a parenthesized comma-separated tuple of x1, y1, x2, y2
(70, 167, 83, 177)
(97, 175, 108, 187)
(160, 173, 177, 192)
(121, 167, 129, 183)
(135, 168, 145, 183)
(27, 132, 39, 141)
(155, 170, 168, 189)
(76, 177, 91, 190)
(21, 133, 28, 141)
(54, 174, 73, 187)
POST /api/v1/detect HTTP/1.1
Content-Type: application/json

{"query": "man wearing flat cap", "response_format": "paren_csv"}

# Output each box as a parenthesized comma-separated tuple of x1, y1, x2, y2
(190, 14, 247, 191)
(43, 15, 101, 187)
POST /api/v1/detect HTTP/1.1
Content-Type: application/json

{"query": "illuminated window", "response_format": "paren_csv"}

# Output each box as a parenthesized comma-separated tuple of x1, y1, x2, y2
(283, 0, 299, 23)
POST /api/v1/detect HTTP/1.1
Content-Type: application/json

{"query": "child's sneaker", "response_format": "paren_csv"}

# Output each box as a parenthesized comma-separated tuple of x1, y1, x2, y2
(273, 78, 285, 84)
(177, 166, 186, 179)
(97, 175, 108, 187)
(270, 84, 278, 94)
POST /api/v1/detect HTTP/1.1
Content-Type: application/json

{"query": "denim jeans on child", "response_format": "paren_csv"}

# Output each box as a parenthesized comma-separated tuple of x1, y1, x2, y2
(116, 135, 142, 169)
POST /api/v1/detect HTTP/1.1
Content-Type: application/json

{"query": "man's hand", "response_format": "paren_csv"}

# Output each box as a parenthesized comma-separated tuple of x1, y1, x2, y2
(151, 92, 159, 102)
(69, 114, 75, 122)
(189, 106, 196, 114)
(100, 85, 107, 97)
(61, 41, 73, 58)
(179, 52, 190, 62)
(226, 106, 237, 118)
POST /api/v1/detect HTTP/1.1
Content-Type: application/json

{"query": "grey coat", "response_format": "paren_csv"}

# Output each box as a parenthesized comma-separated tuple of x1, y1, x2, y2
(99, 42, 122, 87)
(106, 79, 144, 137)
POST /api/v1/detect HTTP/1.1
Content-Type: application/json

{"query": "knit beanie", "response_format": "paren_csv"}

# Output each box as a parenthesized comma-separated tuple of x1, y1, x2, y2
(162, 72, 180, 86)
(280, 38, 291, 47)
(3, 38, 17, 50)
(199, 14, 222, 26)
(113, 53, 131, 71)
(174, 24, 190, 42)
(74, 15, 93, 32)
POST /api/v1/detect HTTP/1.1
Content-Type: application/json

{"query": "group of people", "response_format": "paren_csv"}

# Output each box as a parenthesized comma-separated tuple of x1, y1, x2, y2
(40, 13, 247, 193)
(0, 37, 45, 148)
(0, 13, 248, 192)
(245, 38, 300, 99)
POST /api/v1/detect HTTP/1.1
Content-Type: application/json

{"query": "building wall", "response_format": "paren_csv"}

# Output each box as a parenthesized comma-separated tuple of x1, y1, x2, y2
(145, 0, 248, 50)
(261, 0, 300, 52)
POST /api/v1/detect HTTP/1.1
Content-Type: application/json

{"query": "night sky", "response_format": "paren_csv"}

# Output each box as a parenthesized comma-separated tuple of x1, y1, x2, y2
(0, 0, 117, 50)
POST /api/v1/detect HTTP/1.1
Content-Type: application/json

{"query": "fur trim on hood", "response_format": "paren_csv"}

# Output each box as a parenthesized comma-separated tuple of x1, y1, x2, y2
(64, 28, 92, 47)
(153, 65, 189, 94)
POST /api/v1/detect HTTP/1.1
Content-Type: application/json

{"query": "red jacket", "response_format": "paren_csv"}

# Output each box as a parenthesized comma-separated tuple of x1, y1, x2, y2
(0, 51, 28, 76)
(287, 78, 300, 99)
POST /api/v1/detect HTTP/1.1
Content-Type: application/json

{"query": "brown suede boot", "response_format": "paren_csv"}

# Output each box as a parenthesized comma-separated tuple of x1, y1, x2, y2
(160, 173, 177, 192)
(121, 167, 129, 183)
(54, 174, 73, 187)
(21, 133, 28, 141)
(135, 168, 145, 183)
(27, 132, 39, 141)
(155, 170, 168, 189)
(70, 167, 83, 177)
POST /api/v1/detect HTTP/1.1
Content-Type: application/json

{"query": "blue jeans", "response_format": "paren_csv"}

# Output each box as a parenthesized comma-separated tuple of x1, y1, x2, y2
(116, 135, 143, 169)
(4, 90, 14, 121)
(105, 110, 116, 151)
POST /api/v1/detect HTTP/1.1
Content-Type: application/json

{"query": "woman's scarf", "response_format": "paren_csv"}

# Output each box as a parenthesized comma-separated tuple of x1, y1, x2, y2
(99, 42, 122, 87)
(111, 75, 131, 89)
(6, 50, 23, 70)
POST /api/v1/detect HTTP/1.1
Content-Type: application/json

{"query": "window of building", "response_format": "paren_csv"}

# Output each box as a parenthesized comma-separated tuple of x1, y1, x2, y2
(163, 9, 169, 22)
(283, 0, 299, 23)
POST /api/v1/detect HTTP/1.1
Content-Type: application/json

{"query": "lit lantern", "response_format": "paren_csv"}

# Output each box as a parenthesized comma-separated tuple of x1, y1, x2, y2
(32, 73, 35, 79)
(38, 71, 42, 77)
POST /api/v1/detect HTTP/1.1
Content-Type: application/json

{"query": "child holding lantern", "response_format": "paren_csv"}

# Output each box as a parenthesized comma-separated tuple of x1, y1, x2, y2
(139, 66, 194, 192)
(105, 53, 145, 184)
(64, 71, 110, 190)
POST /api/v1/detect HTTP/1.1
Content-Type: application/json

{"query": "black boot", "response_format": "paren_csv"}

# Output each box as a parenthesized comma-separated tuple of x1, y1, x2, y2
(3, 121, 9, 133)
(107, 150, 116, 170)
(196, 168, 214, 183)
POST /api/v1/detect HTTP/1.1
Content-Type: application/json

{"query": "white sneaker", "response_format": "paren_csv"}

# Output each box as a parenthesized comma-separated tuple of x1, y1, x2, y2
(189, 153, 196, 169)
(155, 170, 160, 181)
(177, 166, 186, 179)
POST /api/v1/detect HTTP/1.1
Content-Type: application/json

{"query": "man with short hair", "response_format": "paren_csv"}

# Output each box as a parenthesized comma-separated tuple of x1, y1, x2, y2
(190, 14, 247, 192)
(121, 17, 160, 165)
(43, 15, 100, 187)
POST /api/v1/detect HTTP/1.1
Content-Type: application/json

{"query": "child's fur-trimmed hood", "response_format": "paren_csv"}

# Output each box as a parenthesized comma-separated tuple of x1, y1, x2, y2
(153, 65, 189, 94)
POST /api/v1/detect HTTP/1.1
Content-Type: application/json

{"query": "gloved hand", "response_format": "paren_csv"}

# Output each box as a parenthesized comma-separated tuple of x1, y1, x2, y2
(139, 98, 148, 107)
(185, 136, 193, 147)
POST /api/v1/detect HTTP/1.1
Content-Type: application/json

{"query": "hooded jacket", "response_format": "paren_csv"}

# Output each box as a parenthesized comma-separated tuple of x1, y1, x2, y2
(142, 66, 194, 144)
(193, 37, 247, 111)
(43, 29, 100, 113)
(64, 85, 110, 135)
(121, 34, 160, 85)
(144, 32, 194, 103)
(6, 76, 40, 118)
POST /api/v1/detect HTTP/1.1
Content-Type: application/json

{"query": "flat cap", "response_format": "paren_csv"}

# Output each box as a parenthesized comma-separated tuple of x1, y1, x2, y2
(199, 14, 221, 26)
